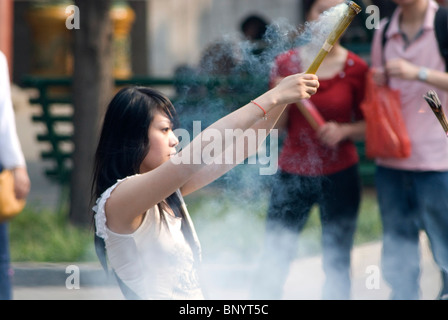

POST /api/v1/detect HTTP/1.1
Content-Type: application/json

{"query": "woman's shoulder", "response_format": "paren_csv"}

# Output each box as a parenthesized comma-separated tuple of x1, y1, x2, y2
(273, 49, 302, 68)
(98, 174, 141, 201)
(93, 174, 141, 240)
(273, 48, 302, 77)
(346, 51, 368, 66)
(345, 50, 369, 74)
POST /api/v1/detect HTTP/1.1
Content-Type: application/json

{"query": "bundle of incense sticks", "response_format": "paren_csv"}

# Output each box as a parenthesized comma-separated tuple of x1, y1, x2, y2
(423, 90, 448, 137)
(298, 99, 325, 130)
(296, 1, 361, 130)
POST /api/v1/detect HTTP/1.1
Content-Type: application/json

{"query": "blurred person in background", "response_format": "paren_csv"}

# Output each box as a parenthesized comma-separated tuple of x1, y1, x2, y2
(250, 0, 368, 300)
(240, 14, 269, 56)
(370, 0, 448, 300)
(0, 50, 30, 300)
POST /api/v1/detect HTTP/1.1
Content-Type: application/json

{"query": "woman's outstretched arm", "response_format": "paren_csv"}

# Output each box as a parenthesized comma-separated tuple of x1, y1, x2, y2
(105, 73, 319, 233)
(180, 98, 288, 196)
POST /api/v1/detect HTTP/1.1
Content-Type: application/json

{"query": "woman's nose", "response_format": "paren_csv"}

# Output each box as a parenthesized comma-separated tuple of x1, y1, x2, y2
(170, 131, 179, 147)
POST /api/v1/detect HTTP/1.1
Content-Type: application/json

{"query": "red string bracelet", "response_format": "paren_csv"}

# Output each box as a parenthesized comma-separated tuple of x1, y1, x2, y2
(250, 100, 267, 120)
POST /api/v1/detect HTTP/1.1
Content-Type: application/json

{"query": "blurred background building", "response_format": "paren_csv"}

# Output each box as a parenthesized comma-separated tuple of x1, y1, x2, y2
(1, 0, 447, 82)
(4, 0, 302, 82)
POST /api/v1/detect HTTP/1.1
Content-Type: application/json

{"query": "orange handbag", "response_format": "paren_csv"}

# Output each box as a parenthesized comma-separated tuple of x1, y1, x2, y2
(360, 70, 411, 159)
(0, 170, 26, 223)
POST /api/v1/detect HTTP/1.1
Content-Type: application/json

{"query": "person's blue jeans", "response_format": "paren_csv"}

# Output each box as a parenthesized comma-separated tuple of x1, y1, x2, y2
(0, 222, 12, 300)
(376, 166, 448, 300)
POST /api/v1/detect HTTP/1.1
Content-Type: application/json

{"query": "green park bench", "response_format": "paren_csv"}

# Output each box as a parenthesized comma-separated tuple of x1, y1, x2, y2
(22, 76, 73, 185)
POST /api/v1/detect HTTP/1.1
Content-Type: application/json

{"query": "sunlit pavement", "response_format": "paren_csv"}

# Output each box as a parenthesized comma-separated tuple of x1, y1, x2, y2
(12, 234, 441, 300)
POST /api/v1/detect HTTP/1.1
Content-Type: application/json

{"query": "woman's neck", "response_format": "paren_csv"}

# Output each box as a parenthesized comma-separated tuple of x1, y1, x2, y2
(398, 0, 428, 41)
(316, 43, 347, 79)
(400, 0, 428, 24)
(327, 42, 342, 58)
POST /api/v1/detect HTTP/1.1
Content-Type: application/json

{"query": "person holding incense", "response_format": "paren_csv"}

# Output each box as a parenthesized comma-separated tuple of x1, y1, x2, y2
(91, 72, 319, 299)
(250, 0, 368, 300)
(370, 0, 448, 300)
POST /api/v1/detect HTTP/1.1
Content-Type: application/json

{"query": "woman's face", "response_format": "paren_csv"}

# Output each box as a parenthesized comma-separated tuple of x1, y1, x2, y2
(392, 0, 421, 7)
(139, 110, 178, 173)
(307, 0, 345, 21)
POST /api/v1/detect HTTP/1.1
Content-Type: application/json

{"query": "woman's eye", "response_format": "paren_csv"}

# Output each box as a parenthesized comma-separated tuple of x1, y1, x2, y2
(162, 127, 170, 132)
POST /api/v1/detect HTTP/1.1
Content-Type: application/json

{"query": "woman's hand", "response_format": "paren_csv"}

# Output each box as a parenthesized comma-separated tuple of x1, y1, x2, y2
(12, 166, 30, 200)
(317, 122, 347, 148)
(372, 59, 420, 86)
(270, 73, 319, 106)
(371, 67, 387, 86)
(385, 58, 419, 81)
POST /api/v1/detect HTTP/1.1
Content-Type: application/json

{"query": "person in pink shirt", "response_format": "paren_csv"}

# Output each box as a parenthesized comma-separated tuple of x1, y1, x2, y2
(370, 0, 448, 300)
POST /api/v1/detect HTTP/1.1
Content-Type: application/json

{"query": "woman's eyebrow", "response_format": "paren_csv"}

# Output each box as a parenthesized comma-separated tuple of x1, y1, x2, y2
(155, 118, 173, 127)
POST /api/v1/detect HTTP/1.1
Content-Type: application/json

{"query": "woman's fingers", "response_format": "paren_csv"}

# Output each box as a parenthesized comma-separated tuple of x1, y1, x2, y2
(298, 74, 319, 99)
(273, 73, 319, 103)
(300, 74, 319, 98)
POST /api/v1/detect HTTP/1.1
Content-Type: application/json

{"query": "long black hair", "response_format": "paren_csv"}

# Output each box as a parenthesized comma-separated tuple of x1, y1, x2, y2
(90, 87, 200, 299)
(91, 86, 178, 200)
(90, 87, 177, 274)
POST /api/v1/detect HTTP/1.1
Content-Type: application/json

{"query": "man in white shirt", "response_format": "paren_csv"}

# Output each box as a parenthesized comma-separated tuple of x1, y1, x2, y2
(0, 50, 30, 300)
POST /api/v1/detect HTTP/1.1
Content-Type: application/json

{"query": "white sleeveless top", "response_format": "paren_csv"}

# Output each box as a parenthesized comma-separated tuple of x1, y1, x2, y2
(93, 175, 204, 300)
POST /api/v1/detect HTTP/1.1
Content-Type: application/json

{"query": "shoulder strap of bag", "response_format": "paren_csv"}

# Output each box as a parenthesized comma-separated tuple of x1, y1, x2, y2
(166, 191, 201, 264)
(94, 233, 142, 300)
(94, 230, 109, 274)
(434, 6, 448, 71)
(112, 270, 142, 300)
(381, 18, 391, 51)
(380, 18, 391, 66)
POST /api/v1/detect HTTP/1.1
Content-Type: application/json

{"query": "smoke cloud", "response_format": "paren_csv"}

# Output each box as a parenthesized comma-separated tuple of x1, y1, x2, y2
(173, 2, 357, 300)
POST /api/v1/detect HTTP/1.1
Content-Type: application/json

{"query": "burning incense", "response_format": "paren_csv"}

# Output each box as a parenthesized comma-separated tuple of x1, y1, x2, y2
(305, 1, 361, 74)
(298, 99, 325, 130)
(296, 1, 361, 130)
(423, 90, 448, 136)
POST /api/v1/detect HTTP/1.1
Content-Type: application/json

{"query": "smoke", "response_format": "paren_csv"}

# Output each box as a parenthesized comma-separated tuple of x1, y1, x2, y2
(172, 2, 355, 300)
(174, 1, 350, 182)
(298, 2, 349, 70)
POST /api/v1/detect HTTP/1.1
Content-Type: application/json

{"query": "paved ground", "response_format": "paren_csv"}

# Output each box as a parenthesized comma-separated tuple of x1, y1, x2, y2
(11, 236, 442, 300)
(9, 87, 444, 300)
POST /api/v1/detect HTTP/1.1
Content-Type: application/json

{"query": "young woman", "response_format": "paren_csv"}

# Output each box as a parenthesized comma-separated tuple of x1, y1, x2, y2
(91, 73, 319, 300)
(251, 0, 368, 300)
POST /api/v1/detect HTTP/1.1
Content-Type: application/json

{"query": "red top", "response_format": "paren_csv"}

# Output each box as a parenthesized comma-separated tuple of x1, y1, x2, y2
(272, 49, 368, 176)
